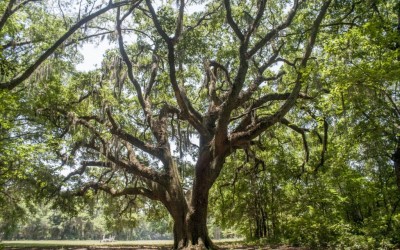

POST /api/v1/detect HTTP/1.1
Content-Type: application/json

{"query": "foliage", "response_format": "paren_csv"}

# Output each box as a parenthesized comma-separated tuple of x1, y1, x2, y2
(210, 0, 400, 248)
(1, 0, 400, 249)
(4, 201, 172, 241)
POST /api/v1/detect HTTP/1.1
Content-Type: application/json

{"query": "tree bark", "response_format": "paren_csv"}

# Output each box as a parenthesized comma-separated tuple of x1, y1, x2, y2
(171, 215, 215, 249)
(168, 188, 216, 249)
(166, 148, 219, 249)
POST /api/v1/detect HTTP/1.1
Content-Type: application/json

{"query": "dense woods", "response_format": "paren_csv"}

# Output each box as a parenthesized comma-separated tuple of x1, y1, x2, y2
(1, 0, 400, 249)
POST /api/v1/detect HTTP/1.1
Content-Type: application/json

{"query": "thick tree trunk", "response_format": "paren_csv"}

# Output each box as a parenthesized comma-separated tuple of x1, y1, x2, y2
(169, 193, 216, 249)
(171, 210, 215, 249)
(167, 149, 220, 249)
(186, 191, 214, 249)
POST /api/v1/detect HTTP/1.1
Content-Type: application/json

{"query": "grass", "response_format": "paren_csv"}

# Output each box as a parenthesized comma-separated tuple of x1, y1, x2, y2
(1, 239, 244, 249)
(1, 240, 172, 249)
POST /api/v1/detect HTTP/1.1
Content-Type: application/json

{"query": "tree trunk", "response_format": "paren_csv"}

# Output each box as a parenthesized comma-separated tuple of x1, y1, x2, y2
(169, 191, 216, 250)
(164, 151, 219, 249)
(186, 190, 214, 249)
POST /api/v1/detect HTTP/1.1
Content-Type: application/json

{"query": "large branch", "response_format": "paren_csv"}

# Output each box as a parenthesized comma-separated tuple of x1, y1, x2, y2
(0, 0, 16, 32)
(244, 0, 267, 40)
(232, 92, 312, 133)
(214, 53, 249, 151)
(106, 107, 163, 160)
(3, 29, 126, 51)
(145, 0, 170, 43)
(173, 0, 185, 43)
(232, 44, 286, 110)
(62, 161, 113, 182)
(184, 4, 221, 34)
(84, 142, 166, 186)
(74, 181, 160, 201)
(252, 92, 313, 109)
(116, 5, 177, 161)
(59, 109, 165, 177)
(145, 52, 159, 98)
(235, 70, 286, 108)
(71, 173, 171, 207)
(55, 109, 108, 146)
(214, 42, 250, 152)
(116, 4, 149, 115)
(214, 1, 280, 150)
(109, 127, 163, 159)
(0, 0, 135, 90)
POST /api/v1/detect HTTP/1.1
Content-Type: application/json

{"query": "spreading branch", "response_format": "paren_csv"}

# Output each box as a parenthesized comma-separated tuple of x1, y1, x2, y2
(232, 92, 312, 134)
(105, 108, 163, 160)
(73, 181, 159, 201)
(244, 0, 267, 40)
(116, 4, 149, 115)
(62, 161, 114, 182)
(84, 142, 166, 186)
(145, 0, 171, 43)
(184, 4, 221, 34)
(235, 71, 286, 108)
(173, 0, 185, 43)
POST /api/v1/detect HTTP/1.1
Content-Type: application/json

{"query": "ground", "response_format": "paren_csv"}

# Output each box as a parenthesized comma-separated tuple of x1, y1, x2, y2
(0, 240, 307, 250)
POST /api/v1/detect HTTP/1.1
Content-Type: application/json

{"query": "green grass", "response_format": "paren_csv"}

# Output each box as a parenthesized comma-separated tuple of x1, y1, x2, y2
(1, 239, 243, 249)
(1, 240, 172, 248)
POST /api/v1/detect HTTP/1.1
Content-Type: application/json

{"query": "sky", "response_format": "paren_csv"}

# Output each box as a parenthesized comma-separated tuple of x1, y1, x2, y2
(75, 2, 205, 72)
(76, 40, 113, 72)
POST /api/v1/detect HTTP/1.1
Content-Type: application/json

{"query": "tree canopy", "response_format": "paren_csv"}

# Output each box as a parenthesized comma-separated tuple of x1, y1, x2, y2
(1, 0, 400, 249)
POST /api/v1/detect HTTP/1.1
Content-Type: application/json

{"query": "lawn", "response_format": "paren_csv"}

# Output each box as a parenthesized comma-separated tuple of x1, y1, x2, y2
(1, 240, 172, 249)
(1, 239, 267, 249)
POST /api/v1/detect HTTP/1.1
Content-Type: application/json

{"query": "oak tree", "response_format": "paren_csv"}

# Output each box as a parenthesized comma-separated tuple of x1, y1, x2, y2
(1, 0, 337, 249)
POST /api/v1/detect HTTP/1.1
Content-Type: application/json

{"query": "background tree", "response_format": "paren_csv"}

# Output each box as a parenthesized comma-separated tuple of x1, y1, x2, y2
(0, 83, 60, 240)
(321, 0, 400, 192)
(0, 0, 141, 240)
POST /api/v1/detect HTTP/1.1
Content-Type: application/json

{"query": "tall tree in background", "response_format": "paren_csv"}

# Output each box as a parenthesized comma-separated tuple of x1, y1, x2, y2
(0, 0, 67, 238)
